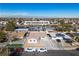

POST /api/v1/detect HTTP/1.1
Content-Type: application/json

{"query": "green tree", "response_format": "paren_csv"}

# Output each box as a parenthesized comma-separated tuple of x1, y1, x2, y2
(59, 19, 72, 32)
(62, 24, 72, 32)
(5, 20, 16, 31)
(74, 36, 79, 42)
(0, 31, 7, 43)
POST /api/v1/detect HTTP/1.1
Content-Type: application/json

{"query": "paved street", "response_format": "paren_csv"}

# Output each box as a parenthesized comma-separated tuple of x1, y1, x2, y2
(21, 50, 79, 56)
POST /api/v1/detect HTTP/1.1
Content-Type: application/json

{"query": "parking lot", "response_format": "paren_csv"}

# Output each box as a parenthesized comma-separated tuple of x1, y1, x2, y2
(23, 31, 77, 50)
(8, 31, 79, 56)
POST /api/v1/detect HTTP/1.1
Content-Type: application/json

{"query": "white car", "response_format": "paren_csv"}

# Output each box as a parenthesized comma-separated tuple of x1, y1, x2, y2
(49, 33, 63, 40)
(37, 48, 47, 52)
(25, 47, 36, 52)
(52, 36, 63, 40)
(63, 35, 72, 40)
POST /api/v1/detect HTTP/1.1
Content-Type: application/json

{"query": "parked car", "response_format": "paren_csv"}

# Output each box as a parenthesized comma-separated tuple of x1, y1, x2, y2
(65, 39, 73, 43)
(56, 33, 72, 40)
(9, 48, 21, 56)
(76, 48, 79, 51)
(65, 33, 74, 37)
(52, 36, 63, 40)
(56, 39, 61, 42)
(25, 47, 36, 52)
(37, 48, 47, 52)
(63, 35, 72, 40)
(15, 48, 24, 52)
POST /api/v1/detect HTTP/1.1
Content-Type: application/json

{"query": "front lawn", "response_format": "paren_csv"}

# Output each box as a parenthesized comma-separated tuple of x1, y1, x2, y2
(7, 44, 23, 48)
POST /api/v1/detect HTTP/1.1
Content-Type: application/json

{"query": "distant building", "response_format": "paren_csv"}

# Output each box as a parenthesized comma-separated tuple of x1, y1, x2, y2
(15, 28, 28, 32)
(0, 21, 7, 25)
(24, 21, 50, 25)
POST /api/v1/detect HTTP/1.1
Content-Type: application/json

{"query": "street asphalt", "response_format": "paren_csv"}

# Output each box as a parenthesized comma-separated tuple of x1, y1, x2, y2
(21, 50, 79, 56)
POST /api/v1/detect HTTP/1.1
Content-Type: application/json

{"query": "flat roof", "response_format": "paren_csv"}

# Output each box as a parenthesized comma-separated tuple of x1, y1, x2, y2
(15, 28, 28, 31)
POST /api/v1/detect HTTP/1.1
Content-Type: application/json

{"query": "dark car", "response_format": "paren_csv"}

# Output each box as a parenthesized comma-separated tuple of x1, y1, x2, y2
(56, 33, 64, 37)
(10, 51, 21, 56)
(65, 40, 73, 43)
(65, 33, 74, 37)
(56, 39, 61, 42)
(9, 48, 23, 56)
(9, 48, 15, 52)
(15, 48, 24, 52)
(76, 48, 79, 51)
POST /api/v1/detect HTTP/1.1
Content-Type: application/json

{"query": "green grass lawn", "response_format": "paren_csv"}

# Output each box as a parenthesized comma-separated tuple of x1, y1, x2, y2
(7, 44, 23, 48)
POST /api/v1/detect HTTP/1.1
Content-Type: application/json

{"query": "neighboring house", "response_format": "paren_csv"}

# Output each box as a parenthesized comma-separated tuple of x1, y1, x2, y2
(16, 22, 20, 25)
(0, 21, 7, 25)
(16, 21, 24, 25)
(23, 21, 50, 25)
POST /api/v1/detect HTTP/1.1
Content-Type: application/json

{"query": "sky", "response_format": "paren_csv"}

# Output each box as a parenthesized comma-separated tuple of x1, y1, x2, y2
(0, 3, 79, 17)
